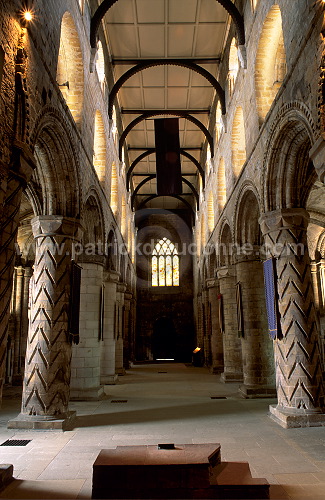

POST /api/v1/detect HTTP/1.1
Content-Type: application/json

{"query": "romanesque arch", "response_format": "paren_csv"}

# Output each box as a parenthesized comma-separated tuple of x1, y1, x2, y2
(31, 109, 81, 218)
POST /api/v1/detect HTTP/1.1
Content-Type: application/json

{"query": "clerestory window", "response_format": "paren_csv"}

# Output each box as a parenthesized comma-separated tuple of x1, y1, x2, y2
(152, 238, 179, 287)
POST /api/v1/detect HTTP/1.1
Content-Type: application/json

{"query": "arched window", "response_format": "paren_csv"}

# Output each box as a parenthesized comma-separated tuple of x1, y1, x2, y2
(228, 38, 239, 97)
(215, 101, 223, 144)
(96, 41, 105, 84)
(152, 238, 179, 287)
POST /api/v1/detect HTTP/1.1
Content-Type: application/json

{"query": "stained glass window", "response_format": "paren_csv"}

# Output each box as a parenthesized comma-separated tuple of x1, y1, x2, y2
(152, 238, 179, 287)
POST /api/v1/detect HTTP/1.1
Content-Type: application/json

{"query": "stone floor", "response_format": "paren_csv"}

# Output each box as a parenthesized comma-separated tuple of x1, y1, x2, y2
(0, 363, 324, 499)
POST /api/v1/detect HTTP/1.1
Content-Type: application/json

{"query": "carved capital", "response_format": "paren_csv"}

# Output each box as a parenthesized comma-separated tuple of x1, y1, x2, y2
(103, 270, 120, 283)
(216, 265, 234, 280)
(206, 278, 217, 289)
(259, 208, 309, 236)
(309, 135, 325, 183)
(31, 216, 82, 240)
(117, 282, 127, 293)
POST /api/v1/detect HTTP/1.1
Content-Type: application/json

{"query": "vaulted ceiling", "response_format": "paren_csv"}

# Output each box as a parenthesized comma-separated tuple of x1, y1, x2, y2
(92, 0, 241, 212)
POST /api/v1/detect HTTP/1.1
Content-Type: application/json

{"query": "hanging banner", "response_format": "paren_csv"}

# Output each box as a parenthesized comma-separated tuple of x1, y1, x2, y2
(263, 257, 281, 340)
(154, 118, 182, 196)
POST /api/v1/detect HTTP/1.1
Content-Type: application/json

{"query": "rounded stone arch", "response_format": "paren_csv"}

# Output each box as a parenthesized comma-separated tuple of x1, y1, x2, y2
(263, 102, 318, 212)
(93, 110, 107, 185)
(231, 106, 246, 178)
(56, 11, 84, 125)
(234, 185, 262, 247)
(81, 190, 105, 248)
(218, 220, 233, 267)
(255, 5, 287, 125)
(31, 108, 81, 218)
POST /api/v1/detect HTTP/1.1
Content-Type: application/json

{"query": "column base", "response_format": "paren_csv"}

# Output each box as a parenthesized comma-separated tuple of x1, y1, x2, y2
(7, 411, 76, 431)
(101, 374, 118, 385)
(221, 372, 243, 383)
(239, 384, 277, 399)
(269, 405, 325, 428)
(211, 365, 224, 375)
(116, 368, 126, 376)
(70, 386, 106, 401)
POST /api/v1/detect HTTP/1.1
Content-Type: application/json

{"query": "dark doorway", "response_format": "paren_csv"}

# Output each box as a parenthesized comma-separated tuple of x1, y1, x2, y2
(152, 317, 176, 360)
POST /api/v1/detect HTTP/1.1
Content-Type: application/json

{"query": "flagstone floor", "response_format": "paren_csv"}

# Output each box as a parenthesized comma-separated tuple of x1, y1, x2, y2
(0, 363, 324, 499)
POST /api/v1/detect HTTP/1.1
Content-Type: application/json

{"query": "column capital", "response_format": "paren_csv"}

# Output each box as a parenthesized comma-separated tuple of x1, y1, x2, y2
(233, 245, 261, 264)
(206, 278, 218, 289)
(103, 270, 120, 283)
(259, 208, 309, 236)
(216, 266, 234, 280)
(309, 135, 325, 183)
(31, 216, 83, 240)
(117, 282, 127, 293)
(124, 291, 133, 300)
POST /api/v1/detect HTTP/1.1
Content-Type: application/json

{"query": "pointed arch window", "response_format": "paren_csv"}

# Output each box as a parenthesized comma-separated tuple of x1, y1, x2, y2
(152, 238, 179, 287)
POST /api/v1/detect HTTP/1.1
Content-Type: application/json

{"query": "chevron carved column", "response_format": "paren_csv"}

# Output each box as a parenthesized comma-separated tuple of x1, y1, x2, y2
(260, 208, 325, 428)
(8, 216, 82, 430)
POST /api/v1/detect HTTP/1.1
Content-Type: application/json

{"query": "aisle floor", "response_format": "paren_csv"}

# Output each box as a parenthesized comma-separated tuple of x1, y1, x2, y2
(0, 363, 324, 499)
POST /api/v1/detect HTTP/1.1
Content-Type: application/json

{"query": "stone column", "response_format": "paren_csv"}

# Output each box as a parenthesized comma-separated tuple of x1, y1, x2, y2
(206, 278, 224, 374)
(260, 208, 325, 428)
(100, 270, 119, 384)
(115, 282, 126, 375)
(12, 266, 24, 385)
(8, 216, 82, 430)
(217, 266, 243, 382)
(123, 291, 133, 369)
(201, 288, 211, 367)
(20, 267, 32, 371)
(0, 143, 35, 404)
(234, 251, 276, 398)
(70, 258, 105, 400)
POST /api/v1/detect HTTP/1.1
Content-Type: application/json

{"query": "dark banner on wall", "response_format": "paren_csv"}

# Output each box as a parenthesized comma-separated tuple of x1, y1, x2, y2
(263, 257, 281, 340)
(154, 118, 182, 196)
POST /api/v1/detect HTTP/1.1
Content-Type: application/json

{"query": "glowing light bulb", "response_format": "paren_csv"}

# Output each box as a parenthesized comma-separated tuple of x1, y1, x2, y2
(24, 11, 33, 22)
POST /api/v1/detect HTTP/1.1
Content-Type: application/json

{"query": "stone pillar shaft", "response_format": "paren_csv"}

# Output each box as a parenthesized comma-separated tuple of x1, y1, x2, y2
(235, 255, 275, 398)
(101, 271, 119, 385)
(260, 208, 325, 427)
(115, 282, 126, 376)
(70, 261, 105, 400)
(207, 279, 223, 374)
(12, 266, 25, 384)
(217, 267, 243, 382)
(8, 216, 82, 429)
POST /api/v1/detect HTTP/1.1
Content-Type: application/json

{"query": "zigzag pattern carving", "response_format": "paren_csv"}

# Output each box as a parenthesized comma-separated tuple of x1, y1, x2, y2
(262, 211, 325, 412)
(22, 224, 76, 418)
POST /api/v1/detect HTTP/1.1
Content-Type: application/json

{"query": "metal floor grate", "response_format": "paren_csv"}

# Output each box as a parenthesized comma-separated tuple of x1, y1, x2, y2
(1, 439, 31, 446)
(110, 400, 128, 403)
(210, 396, 227, 399)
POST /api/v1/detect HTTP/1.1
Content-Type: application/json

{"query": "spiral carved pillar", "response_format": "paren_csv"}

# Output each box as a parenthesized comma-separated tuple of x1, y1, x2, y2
(0, 143, 35, 405)
(217, 266, 243, 383)
(260, 208, 325, 427)
(8, 216, 82, 430)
